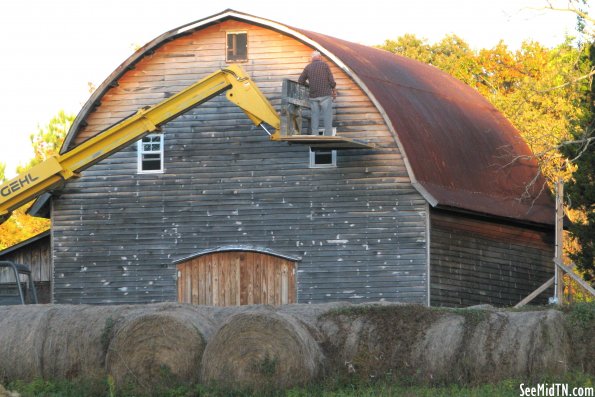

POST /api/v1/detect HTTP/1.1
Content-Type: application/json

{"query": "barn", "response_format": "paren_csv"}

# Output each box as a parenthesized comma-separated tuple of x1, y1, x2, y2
(0, 231, 51, 303)
(24, 9, 554, 307)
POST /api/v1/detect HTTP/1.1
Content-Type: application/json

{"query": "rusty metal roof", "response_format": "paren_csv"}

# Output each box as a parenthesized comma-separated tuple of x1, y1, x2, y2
(294, 29, 554, 225)
(61, 9, 554, 226)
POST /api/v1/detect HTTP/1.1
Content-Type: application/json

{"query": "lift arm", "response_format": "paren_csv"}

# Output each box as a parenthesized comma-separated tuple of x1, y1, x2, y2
(0, 64, 280, 224)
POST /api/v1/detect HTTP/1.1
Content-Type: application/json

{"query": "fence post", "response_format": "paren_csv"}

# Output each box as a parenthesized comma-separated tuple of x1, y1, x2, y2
(554, 179, 564, 304)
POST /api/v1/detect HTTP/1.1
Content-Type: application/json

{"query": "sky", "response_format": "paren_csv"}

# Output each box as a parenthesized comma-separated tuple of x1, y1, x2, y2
(0, 0, 581, 178)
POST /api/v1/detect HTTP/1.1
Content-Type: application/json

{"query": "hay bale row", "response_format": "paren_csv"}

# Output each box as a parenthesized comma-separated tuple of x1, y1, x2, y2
(0, 302, 588, 391)
(0, 303, 217, 387)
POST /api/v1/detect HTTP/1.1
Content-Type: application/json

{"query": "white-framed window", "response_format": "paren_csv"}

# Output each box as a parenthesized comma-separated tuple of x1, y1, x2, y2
(226, 31, 248, 62)
(309, 148, 337, 168)
(137, 134, 164, 173)
(309, 127, 337, 168)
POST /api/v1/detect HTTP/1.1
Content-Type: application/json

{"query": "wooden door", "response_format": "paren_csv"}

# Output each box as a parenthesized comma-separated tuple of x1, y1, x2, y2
(177, 251, 296, 306)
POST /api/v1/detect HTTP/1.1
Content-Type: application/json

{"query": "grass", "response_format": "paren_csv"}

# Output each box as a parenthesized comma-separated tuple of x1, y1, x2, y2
(5, 372, 594, 397)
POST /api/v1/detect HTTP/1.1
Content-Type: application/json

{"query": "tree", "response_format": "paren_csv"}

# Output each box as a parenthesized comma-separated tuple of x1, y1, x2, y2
(378, 34, 432, 64)
(561, 44, 594, 281)
(0, 110, 75, 250)
(17, 110, 75, 173)
(488, 39, 590, 186)
(563, 134, 594, 281)
(0, 205, 49, 250)
(540, 0, 595, 282)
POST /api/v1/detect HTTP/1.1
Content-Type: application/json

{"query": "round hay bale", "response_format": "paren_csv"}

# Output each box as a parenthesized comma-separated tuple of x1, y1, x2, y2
(0, 305, 50, 380)
(39, 304, 139, 379)
(410, 313, 466, 381)
(200, 309, 324, 390)
(316, 303, 443, 380)
(106, 304, 215, 389)
(463, 310, 571, 381)
(409, 308, 572, 383)
(0, 304, 138, 381)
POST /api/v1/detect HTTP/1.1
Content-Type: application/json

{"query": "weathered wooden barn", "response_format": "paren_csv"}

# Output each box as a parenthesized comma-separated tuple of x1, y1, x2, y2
(26, 9, 555, 307)
(0, 231, 51, 303)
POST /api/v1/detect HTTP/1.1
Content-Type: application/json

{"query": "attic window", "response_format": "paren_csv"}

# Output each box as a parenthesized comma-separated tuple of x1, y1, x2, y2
(226, 32, 248, 62)
(309, 127, 337, 168)
(138, 134, 164, 173)
(309, 148, 337, 168)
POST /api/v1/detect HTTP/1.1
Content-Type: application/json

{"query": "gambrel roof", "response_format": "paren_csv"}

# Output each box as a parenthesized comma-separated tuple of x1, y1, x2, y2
(61, 9, 554, 226)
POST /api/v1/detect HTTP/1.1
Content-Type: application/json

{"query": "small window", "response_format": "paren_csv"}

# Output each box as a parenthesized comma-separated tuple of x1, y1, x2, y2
(226, 32, 248, 62)
(138, 134, 164, 173)
(309, 127, 337, 168)
(309, 148, 337, 168)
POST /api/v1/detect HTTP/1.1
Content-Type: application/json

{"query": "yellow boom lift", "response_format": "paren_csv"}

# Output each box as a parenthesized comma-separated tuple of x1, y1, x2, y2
(0, 64, 372, 225)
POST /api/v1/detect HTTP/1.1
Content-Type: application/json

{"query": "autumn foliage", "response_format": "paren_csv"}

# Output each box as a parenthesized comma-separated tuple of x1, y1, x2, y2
(0, 111, 74, 249)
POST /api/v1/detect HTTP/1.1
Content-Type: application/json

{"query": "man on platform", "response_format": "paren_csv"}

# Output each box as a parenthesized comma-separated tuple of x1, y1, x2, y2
(298, 51, 337, 136)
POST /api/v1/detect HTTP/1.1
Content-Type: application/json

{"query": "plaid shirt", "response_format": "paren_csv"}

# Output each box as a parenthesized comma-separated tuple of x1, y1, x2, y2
(298, 59, 336, 98)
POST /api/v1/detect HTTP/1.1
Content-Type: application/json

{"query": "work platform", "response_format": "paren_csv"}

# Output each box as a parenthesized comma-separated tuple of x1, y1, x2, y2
(272, 79, 375, 150)
(271, 134, 374, 149)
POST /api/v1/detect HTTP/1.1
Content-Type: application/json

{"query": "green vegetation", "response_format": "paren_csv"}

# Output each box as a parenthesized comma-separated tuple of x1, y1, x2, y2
(100, 317, 116, 354)
(6, 378, 109, 397)
(5, 371, 594, 397)
(562, 42, 595, 281)
(563, 302, 595, 375)
(566, 301, 595, 328)
(560, 7, 594, 280)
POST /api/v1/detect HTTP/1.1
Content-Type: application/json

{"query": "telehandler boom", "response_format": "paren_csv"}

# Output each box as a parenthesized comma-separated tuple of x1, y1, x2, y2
(0, 65, 280, 224)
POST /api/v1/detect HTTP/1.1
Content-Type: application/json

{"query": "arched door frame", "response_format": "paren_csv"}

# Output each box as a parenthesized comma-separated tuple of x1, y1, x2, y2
(174, 246, 300, 306)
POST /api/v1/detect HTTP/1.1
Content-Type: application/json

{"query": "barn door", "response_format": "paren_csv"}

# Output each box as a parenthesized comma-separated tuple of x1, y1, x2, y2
(177, 251, 296, 306)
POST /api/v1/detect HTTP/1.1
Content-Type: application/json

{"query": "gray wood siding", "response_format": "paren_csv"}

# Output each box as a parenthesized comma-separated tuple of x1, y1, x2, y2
(429, 209, 554, 307)
(52, 21, 428, 305)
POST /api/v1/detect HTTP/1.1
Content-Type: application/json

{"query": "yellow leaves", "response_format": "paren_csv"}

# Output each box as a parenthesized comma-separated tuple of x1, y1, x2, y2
(0, 203, 49, 250)
(0, 110, 73, 251)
